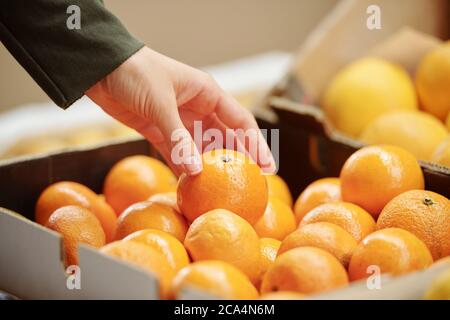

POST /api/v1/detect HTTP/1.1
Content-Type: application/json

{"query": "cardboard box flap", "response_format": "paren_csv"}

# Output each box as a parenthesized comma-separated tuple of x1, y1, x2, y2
(0, 208, 70, 299)
(78, 245, 159, 300)
(312, 260, 450, 300)
(369, 27, 442, 74)
(0, 208, 160, 300)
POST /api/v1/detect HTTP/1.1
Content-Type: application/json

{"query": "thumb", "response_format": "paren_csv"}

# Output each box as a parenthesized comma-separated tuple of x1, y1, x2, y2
(156, 99, 203, 176)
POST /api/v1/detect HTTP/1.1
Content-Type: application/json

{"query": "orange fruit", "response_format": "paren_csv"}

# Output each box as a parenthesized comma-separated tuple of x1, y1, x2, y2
(299, 201, 375, 242)
(256, 238, 281, 290)
(45, 205, 105, 266)
(340, 145, 425, 218)
(253, 197, 296, 240)
(266, 175, 293, 207)
(260, 247, 348, 295)
(123, 229, 190, 272)
(416, 41, 450, 121)
(293, 178, 341, 223)
(184, 209, 261, 284)
(377, 190, 450, 260)
(259, 291, 305, 300)
(100, 241, 174, 299)
(177, 149, 268, 225)
(35, 181, 117, 242)
(115, 200, 188, 242)
(348, 228, 433, 281)
(360, 111, 448, 161)
(103, 155, 177, 215)
(148, 192, 179, 212)
(432, 136, 450, 168)
(171, 260, 258, 300)
(279, 222, 357, 267)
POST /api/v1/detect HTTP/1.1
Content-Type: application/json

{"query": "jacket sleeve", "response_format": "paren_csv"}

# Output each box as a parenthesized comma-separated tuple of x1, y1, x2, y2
(0, 0, 144, 108)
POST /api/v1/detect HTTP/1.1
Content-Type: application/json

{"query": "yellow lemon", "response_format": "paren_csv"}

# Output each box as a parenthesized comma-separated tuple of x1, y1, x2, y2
(431, 136, 450, 168)
(322, 57, 418, 137)
(416, 42, 450, 121)
(360, 111, 447, 161)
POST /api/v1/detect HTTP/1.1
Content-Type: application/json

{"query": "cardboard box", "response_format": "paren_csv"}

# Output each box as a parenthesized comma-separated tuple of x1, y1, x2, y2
(0, 125, 449, 300)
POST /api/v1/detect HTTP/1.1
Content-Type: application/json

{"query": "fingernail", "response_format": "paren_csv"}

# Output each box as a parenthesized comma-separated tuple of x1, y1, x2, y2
(184, 155, 203, 175)
(261, 155, 277, 174)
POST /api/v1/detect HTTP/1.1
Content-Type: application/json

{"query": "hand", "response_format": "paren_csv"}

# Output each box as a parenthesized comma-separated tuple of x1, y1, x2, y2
(86, 46, 275, 176)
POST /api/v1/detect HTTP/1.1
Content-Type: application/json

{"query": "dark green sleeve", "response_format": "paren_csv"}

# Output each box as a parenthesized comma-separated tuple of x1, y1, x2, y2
(0, 0, 144, 108)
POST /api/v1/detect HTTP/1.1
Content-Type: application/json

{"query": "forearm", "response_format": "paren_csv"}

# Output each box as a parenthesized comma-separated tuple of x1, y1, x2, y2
(0, 0, 143, 108)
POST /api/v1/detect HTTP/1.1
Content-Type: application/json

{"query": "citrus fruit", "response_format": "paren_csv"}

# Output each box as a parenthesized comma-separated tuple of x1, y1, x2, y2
(416, 41, 450, 121)
(253, 197, 296, 240)
(322, 57, 418, 137)
(100, 241, 174, 299)
(266, 174, 293, 207)
(45, 205, 105, 266)
(103, 155, 177, 214)
(293, 178, 341, 223)
(260, 247, 348, 295)
(299, 201, 375, 242)
(177, 149, 268, 225)
(171, 260, 259, 300)
(184, 209, 261, 284)
(360, 111, 448, 161)
(123, 229, 190, 272)
(148, 192, 179, 212)
(340, 145, 425, 218)
(35, 181, 117, 242)
(279, 222, 357, 267)
(431, 136, 450, 167)
(424, 268, 450, 300)
(377, 190, 450, 260)
(256, 238, 281, 290)
(259, 291, 305, 300)
(115, 200, 188, 242)
(348, 228, 433, 281)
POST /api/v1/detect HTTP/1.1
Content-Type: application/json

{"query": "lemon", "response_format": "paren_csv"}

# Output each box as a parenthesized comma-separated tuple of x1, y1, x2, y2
(432, 136, 450, 168)
(416, 42, 450, 122)
(322, 57, 418, 137)
(360, 111, 447, 161)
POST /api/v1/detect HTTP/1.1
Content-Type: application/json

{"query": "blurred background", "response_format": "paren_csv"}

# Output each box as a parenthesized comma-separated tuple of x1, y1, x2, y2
(0, 0, 336, 110)
(0, 0, 448, 161)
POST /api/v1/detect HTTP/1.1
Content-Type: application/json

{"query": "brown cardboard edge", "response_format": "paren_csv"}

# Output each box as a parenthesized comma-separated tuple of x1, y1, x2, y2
(270, 96, 450, 177)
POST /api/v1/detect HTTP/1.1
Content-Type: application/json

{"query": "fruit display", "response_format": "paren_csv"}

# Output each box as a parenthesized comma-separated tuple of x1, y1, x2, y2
(30, 144, 449, 300)
(322, 42, 450, 167)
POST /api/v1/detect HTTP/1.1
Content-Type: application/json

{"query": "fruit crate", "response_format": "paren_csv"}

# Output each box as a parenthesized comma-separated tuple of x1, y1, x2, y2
(0, 121, 448, 300)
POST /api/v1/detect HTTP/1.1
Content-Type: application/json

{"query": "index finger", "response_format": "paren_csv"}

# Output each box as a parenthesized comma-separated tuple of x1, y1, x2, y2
(214, 92, 276, 173)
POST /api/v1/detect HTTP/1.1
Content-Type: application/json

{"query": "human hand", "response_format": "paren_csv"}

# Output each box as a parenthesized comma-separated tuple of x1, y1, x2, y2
(86, 46, 275, 176)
